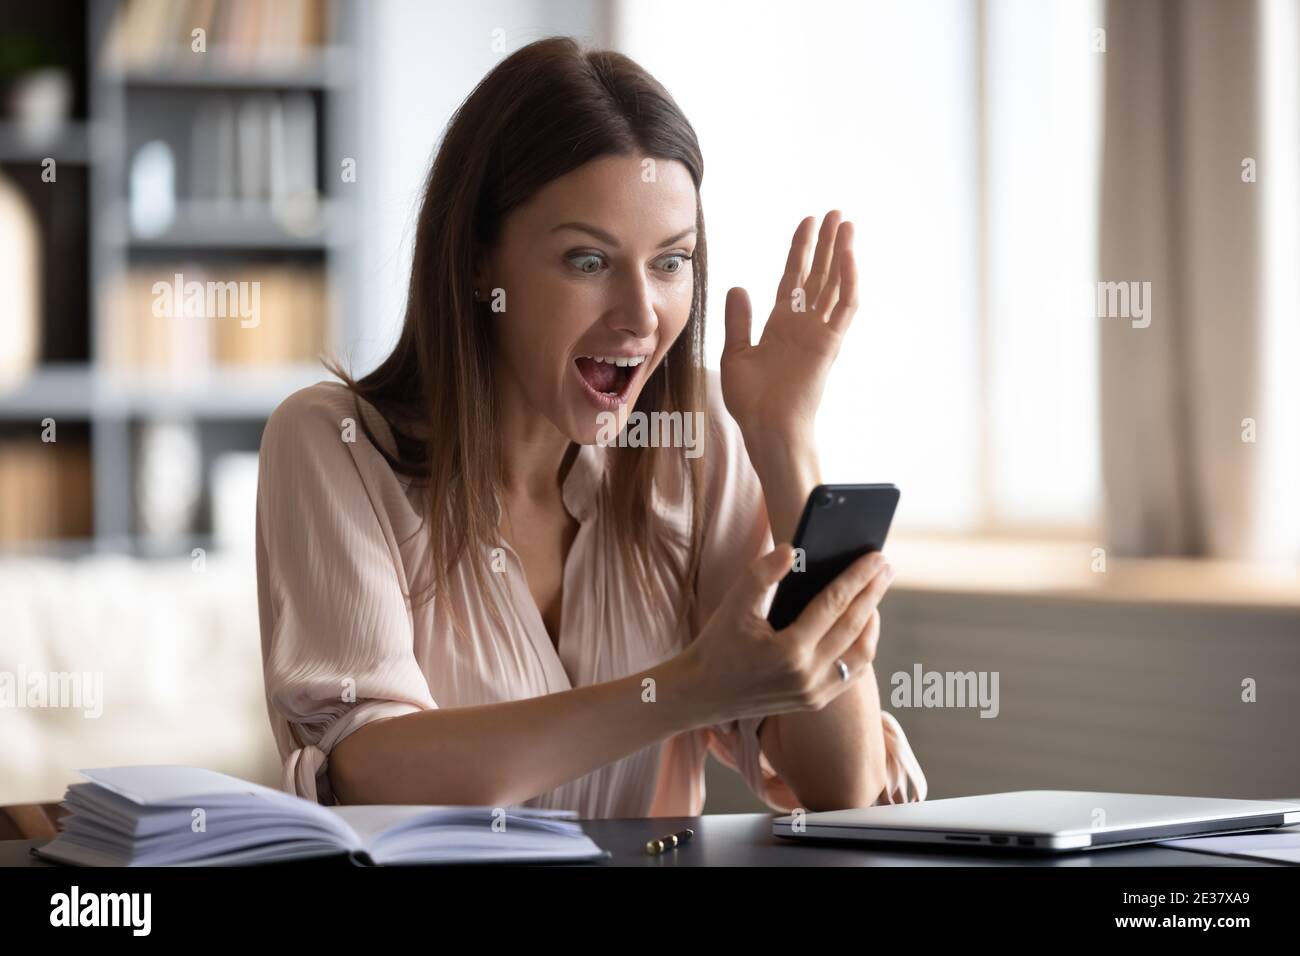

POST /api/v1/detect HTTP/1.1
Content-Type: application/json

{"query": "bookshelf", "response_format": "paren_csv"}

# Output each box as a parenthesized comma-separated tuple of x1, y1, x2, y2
(0, 0, 360, 556)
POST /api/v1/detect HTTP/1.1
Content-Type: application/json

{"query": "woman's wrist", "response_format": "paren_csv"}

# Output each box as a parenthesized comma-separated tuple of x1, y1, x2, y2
(653, 648, 730, 732)
(742, 428, 820, 483)
(741, 428, 822, 546)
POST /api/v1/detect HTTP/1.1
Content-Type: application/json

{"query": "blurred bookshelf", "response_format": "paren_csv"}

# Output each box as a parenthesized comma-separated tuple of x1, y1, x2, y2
(0, 0, 361, 557)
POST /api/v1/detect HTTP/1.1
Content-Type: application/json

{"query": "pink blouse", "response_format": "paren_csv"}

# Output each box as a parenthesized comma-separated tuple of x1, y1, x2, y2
(255, 370, 927, 817)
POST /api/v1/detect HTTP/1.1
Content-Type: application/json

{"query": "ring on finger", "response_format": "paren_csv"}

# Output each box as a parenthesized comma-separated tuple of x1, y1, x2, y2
(835, 658, 850, 682)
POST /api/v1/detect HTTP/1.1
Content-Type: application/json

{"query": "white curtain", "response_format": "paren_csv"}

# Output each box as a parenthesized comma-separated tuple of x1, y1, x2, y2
(1097, 0, 1298, 560)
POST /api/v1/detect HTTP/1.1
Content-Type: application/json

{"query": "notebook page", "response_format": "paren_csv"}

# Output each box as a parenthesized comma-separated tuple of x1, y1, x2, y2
(76, 766, 358, 848)
(328, 805, 589, 854)
(80, 766, 292, 805)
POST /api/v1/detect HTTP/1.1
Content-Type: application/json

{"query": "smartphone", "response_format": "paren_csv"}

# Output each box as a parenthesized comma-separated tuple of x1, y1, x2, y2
(766, 483, 900, 630)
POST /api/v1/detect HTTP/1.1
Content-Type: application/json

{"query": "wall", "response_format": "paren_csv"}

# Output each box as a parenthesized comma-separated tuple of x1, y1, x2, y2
(873, 588, 1300, 802)
(349, 0, 610, 375)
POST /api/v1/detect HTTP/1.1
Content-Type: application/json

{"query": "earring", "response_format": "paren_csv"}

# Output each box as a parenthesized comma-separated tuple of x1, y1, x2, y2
(473, 287, 481, 300)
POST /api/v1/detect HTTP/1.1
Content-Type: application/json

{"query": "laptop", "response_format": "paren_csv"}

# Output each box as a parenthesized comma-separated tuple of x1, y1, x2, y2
(772, 790, 1300, 852)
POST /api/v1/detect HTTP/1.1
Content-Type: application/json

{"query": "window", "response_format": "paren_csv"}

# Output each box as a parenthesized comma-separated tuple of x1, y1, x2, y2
(613, 0, 1103, 537)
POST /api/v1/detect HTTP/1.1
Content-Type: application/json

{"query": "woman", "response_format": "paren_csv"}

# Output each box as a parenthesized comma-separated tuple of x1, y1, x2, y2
(256, 36, 927, 817)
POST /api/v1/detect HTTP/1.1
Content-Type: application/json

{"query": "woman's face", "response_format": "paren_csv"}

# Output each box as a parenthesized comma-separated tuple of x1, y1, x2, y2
(477, 153, 698, 445)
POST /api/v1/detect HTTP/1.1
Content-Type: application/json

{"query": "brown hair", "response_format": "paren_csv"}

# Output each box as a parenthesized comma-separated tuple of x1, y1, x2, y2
(326, 36, 708, 643)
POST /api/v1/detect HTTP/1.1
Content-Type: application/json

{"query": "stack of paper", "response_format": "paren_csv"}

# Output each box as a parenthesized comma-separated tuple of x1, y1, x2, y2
(36, 766, 609, 867)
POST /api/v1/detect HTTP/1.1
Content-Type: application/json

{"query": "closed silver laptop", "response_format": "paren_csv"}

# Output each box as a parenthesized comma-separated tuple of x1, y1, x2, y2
(773, 790, 1300, 852)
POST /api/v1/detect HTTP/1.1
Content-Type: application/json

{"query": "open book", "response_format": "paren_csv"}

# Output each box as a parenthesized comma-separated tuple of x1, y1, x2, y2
(34, 766, 609, 866)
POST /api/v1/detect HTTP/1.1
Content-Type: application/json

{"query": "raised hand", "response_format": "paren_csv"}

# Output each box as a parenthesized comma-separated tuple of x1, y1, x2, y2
(720, 210, 859, 445)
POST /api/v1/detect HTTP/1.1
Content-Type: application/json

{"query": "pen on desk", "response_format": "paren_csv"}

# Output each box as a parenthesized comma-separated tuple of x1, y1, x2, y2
(646, 827, 694, 855)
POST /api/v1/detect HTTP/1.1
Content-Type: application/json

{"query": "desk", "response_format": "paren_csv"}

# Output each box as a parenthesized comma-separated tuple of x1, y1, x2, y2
(0, 813, 1284, 867)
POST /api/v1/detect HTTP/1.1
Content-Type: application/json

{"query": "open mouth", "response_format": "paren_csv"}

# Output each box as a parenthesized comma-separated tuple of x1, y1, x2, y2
(573, 354, 647, 409)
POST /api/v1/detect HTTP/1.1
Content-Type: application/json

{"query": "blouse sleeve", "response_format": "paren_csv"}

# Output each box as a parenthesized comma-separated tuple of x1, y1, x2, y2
(692, 371, 928, 811)
(255, 385, 437, 805)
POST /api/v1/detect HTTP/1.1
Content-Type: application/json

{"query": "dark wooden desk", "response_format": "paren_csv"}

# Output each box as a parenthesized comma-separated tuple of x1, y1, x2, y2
(0, 812, 1283, 867)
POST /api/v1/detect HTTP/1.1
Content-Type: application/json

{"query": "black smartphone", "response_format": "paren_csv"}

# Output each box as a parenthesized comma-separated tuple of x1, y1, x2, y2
(766, 483, 900, 630)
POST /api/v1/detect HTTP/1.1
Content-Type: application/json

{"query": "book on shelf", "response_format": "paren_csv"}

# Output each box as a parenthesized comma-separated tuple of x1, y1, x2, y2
(105, 0, 330, 72)
(0, 440, 93, 544)
(35, 766, 610, 867)
(104, 263, 328, 371)
(158, 90, 322, 230)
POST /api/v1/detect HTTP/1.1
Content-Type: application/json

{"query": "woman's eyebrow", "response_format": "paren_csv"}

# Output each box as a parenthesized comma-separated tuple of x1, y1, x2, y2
(549, 221, 696, 249)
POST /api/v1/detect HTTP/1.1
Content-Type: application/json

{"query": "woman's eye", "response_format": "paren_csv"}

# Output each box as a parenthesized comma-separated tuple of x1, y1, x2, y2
(568, 253, 605, 274)
(567, 251, 692, 276)
(658, 254, 691, 275)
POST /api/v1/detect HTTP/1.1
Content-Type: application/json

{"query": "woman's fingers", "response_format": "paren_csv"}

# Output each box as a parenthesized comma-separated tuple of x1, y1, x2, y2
(786, 549, 885, 641)
(807, 608, 883, 707)
(776, 216, 816, 308)
(815, 562, 893, 668)
(822, 610, 880, 685)
(815, 220, 852, 320)
(837, 611, 882, 681)
(804, 210, 843, 306)
(773, 211, 857, 329)
(862, 608, 882, 662)
(722, 286, 754, 357)
(827, 240, 859, 335)
(852, 609, 881, 665)
(737, 543, 797, 618)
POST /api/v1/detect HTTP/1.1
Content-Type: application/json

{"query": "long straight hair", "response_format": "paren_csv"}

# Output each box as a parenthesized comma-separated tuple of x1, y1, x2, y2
(327, 36, 708, 643)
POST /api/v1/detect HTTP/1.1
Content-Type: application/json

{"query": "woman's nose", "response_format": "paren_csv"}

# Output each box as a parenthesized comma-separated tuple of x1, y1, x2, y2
(607, 268, 659, 338)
